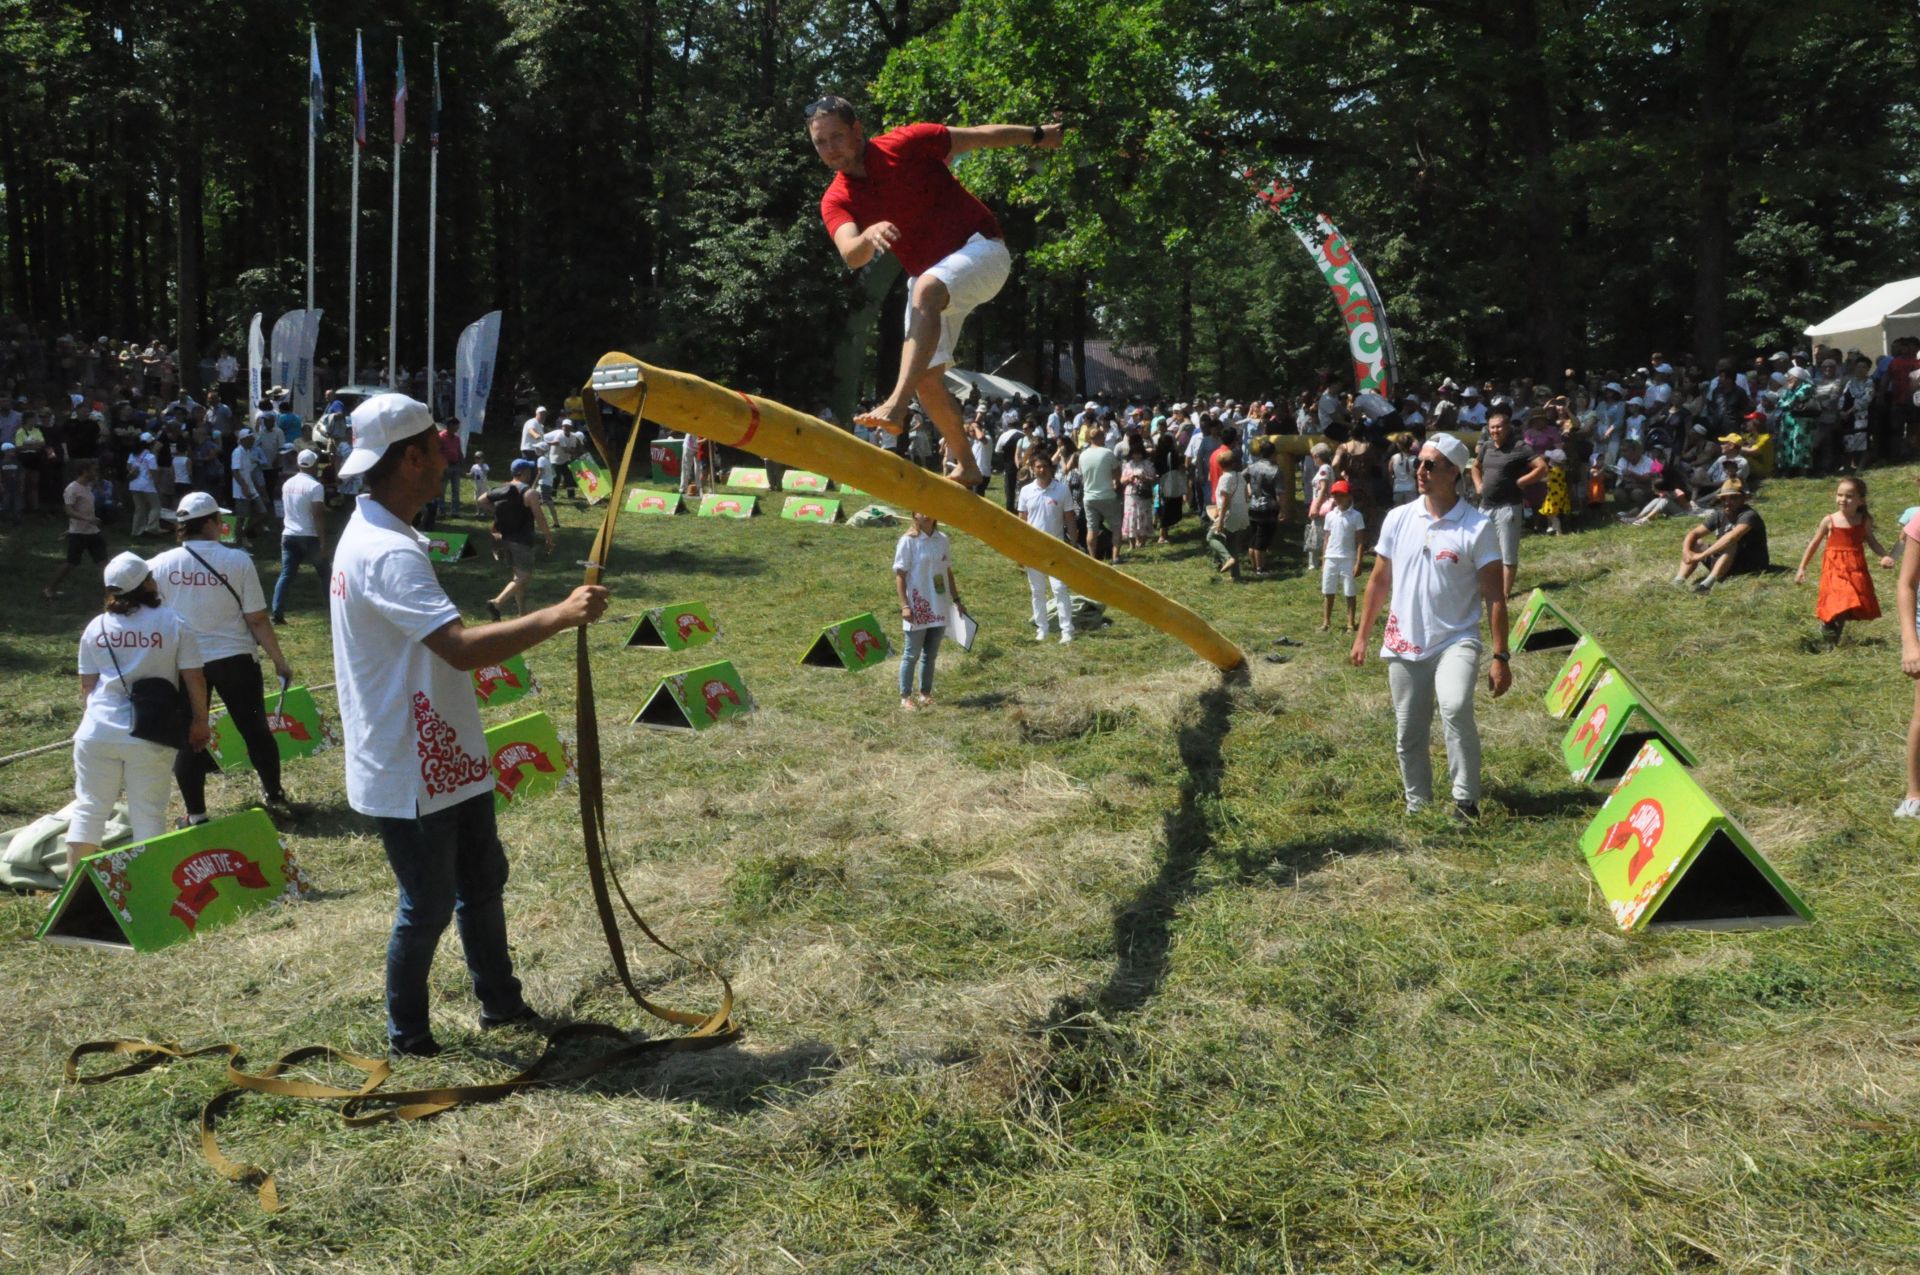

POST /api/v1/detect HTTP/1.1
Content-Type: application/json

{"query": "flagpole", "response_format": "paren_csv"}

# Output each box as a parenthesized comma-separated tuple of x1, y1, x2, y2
(426, 42, 440, 418)
(306, 25, 317, 314)
(388, 35, 404, 391)
(348, 28, 363, 387)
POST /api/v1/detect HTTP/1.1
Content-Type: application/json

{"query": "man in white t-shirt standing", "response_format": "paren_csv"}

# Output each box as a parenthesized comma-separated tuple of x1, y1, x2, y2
(330, 393, 608, 1058)
(272, 449, 329, 625)
(1017, 452, 1077, 643)
(519, 406, 549, 459)
(127, 432, 162, 537)
(230, 427, 261, 547)
(1350, 432, 1510, 820)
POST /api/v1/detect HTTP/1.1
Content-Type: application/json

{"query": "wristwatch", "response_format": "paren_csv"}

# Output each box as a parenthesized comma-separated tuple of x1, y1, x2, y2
(1491, 651, 1511, 663)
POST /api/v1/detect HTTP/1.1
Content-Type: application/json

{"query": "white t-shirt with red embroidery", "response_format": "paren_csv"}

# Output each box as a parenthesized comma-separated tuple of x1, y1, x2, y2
(892, 530, 952, 630)
(329, 495, 492, 818)
(1374, 495, 1500, 662)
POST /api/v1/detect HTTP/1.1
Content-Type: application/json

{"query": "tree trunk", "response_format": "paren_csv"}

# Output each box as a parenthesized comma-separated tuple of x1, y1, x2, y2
(176, 137, 203, 392)
(1499, 0, 1566, 373)
(1690, 5, 1744, 364)
(1071, 271, 1087, 398)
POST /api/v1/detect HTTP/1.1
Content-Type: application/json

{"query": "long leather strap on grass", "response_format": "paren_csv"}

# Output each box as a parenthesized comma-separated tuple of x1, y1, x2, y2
(67, 1022, 729, 1212)
(575, 382, 737, 1039)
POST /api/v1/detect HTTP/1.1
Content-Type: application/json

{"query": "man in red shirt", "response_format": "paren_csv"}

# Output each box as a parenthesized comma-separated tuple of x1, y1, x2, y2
(809, 96, 1061, 488)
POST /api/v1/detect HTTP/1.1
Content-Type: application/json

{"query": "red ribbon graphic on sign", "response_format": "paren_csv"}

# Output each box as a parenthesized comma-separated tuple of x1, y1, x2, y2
(1555, 660, 1584, 703)
(473, 664, 525, 699)
(1572, 703, 1609, 758)
(675, 612, 712, 641)
(849, 628, 881, 660)
(492, 739, 559, 801)
(1595, 798, 1664, 885)
(170, 849, 270, 929)
(266, 712, 313, 743)
(699, 679, 741, 721)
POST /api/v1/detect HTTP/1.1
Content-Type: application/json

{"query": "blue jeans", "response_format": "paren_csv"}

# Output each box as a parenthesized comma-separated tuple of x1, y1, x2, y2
(373, 792, 526, 1048)
(899, 624, 944, 697)
(272, 535, 323, 618)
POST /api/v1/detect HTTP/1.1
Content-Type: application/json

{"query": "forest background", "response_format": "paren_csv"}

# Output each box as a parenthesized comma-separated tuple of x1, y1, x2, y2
(1, 0, 1915, 416)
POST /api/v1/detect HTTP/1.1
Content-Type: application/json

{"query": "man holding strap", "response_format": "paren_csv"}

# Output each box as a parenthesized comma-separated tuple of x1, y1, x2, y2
(330, 394, 608, 1058)
(1351, 433, 1511, 820)
(808, 95, 1062, 487)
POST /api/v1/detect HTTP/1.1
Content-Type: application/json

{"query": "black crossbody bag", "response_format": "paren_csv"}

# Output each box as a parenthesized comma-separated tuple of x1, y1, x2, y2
(98, 624, 190, 750)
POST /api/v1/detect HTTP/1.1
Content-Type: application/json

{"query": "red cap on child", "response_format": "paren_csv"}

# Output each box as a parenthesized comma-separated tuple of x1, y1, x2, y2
(1329, 480, 1351, 494)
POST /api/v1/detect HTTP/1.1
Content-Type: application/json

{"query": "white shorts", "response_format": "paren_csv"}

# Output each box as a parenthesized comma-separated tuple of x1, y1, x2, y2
(1322, 556, 1358, 597)
(910, 234, 1012, 371)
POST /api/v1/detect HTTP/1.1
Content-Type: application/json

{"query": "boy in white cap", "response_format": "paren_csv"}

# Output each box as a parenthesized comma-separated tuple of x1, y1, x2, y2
(330, 393, 609, 1057)
(1351, 431, 1510, 820)
(272, 449, 329, 625)
(127, 432, 162, 536)
(230, 427, 261, 548)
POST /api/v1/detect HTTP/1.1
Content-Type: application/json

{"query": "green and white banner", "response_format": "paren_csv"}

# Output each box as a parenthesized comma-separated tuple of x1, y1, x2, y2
(626, 601, 720, 652)
(209, 684, 336, 772)
(1579, 740, 1808, 931)
(781, 497, 841, 524)
(40, 809, 309, 952)
(472, 653, 538, 710)
(425, 531, 476, 562)
(800, 612, 891, 670)
(1561, 666, 1697, 785)
(485, 711, 574, 812)
(1509, 588, 1585, 653)
(625, 488, 682, 515)
(1249, 172, 1398, 398)
(1543, 634, 1610, 720)
(632, 660, 755, 731)
(697, 494, 755, 519)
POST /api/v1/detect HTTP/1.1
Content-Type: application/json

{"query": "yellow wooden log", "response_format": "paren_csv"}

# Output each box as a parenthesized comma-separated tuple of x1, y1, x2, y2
(589, 353, 1246, 672)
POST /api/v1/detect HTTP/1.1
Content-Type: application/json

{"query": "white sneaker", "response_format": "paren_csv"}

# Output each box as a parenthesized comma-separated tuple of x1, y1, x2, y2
(1895, 798, 1920, 819)
(1059, 631, 1074, 644)
(1034, 627, 1049, 642)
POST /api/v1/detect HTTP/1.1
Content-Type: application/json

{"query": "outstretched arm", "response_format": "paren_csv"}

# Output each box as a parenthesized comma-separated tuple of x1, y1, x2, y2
(946, 123, 1065, 157)
(1795, 515, 1830, 580)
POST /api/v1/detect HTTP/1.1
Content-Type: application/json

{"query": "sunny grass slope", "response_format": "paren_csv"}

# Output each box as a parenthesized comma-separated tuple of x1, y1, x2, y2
(2, 472, 1918, 1273)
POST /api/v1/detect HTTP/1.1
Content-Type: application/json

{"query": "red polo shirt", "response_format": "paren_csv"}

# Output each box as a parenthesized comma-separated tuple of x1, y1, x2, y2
(819, 123, 1002, 277)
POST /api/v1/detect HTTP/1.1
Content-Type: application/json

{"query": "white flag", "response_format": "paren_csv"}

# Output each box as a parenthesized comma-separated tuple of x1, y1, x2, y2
(454, 311, 502, 443)
(246, 313, 265, 414)
(294, 309, 324, 423)
(270, 309, 305, 413)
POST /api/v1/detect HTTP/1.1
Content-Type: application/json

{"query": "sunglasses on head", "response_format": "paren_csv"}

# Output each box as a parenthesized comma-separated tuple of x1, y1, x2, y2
(803, 98, 844, 120)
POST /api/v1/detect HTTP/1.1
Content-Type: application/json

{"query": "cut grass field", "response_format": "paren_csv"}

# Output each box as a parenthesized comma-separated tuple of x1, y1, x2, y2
(3, 467, 1919, 1273)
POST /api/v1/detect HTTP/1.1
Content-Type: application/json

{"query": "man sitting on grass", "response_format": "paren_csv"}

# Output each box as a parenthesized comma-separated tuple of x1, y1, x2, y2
(1674, 478, 1768, 594)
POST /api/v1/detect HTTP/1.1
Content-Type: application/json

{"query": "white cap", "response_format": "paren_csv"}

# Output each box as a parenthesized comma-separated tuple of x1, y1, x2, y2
(1786, 366, 1811, 383)
(1084, 401, 1099, 411)
(1627, 396, 1645, 406)
(297, 448, 319, 469)
(1603, 382, 1624, 394)
(1426, 434, 1472, 469)
(1654, 363, 1673, 375)
(1461, 386, 1480, 398)
(238, 427, 253, 439)
(177, 491, 231, 520)
(139, 432, 154, 443)
(339, 393, 434, 478)
(103, 551, 152, 593)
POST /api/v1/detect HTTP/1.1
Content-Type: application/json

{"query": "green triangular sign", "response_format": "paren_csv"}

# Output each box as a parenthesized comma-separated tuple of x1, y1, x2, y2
(1509, 587, 1584, 653)
(800, 612, 892, 669)
(1543, 634, 1610, 720)
(632, 660, 755, 731)
(1561, 666, 1698, 785)
(625, 602, 720, 651)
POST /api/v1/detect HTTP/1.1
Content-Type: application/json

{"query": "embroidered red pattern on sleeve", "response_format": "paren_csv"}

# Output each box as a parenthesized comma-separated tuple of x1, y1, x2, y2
(412, 692, 491, 796)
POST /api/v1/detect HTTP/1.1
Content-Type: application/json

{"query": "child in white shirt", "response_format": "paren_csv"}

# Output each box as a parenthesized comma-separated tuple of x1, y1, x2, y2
(469, 451, 490, 513)
(1320, 480, 1366, 632)
(1302, 443, 1333, 570)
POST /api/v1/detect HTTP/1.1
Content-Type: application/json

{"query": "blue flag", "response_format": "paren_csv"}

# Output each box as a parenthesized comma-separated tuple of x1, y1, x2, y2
(309, 28, 323, 137)
(354, 31, 366, 149)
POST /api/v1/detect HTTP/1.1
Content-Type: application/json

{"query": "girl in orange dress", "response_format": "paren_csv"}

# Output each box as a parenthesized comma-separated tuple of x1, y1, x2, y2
(1795, 476, 1895, 648)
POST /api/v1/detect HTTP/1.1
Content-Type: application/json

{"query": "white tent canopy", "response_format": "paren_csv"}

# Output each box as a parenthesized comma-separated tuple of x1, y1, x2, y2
(943, 368, 1040, 403)
(1804, 276, 1920, 357)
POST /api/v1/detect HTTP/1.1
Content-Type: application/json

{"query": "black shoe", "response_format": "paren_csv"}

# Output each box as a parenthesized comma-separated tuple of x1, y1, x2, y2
(479, 1004, 543, 1031)
(263, 793, 307, 821)
(1272, 636, 1304, 647)
(485, 600, 502, 622)
(1264, 652, 1291, 664)
(1453, 800, 1480, 822)
(271, 614, 287, 626)
(389, 1035, 443, 1059)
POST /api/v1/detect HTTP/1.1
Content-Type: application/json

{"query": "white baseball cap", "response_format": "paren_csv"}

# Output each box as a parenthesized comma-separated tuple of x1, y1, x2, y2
(297, 448, 319, 468)
(1426, 433, 1472, 469)
(177, 491, 232, 520)
(339, 393, 434, 478)
(103, 551, 152, 594)
(138, 432, 154, 443)
(1461, 387, 1480, 398)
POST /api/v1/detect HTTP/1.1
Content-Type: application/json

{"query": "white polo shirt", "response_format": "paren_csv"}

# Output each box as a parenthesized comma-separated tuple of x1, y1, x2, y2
(1375, 495, 1500, 662)
(76, 607, 204, 742)
(148, 542, 268, 661)
(329, 496, 492, 819)
(1018, 478, 1072, 538)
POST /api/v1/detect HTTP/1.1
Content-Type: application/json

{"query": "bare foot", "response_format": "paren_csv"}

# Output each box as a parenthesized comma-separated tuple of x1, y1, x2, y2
(1217, 558, 1236, 574)
(899, 697, 919, 712)
(1318, 622, 1330, 632)
(948, 468, 985, 489)
(915, 693, 934, 708)
(855, 402, 909, 437)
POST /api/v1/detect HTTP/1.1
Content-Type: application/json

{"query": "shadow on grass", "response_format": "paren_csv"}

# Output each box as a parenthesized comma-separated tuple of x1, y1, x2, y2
(461, 1033, 843, 1116)
(1228, 829, 1399, 884)
(1491, 782, 1608, 820)
(1040, 681, 1233, 1038)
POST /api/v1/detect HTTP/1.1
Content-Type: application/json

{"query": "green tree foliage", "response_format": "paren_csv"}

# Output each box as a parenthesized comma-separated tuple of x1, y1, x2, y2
(0, 0, 1914, 407)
